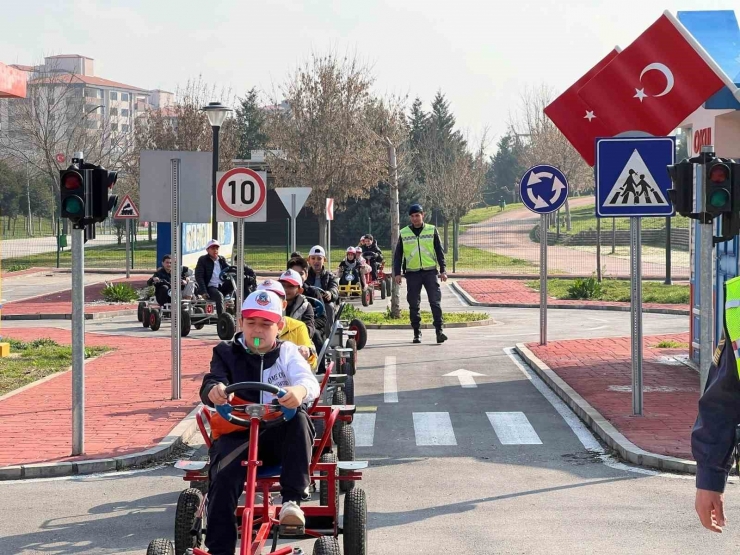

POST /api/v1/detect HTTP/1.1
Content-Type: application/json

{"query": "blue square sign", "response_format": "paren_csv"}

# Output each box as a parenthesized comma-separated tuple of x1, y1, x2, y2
(595, 137, 676, 218)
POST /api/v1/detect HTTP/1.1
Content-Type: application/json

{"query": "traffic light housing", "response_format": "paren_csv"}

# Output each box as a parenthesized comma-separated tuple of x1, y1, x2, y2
(60, 163, 88, 226)
(667, 159, 694, 217)
(705, 158, 732, 217)
(91, 166, 118, 223)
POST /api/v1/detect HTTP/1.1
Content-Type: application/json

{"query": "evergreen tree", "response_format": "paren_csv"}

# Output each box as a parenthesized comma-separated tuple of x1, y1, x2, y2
(235, 87, 269, 159)
(485, 132, 525, 205)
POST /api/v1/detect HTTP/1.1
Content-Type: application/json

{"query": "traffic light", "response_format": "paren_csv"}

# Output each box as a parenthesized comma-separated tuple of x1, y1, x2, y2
(91, 166, 119, 223)
(667, 159, 695, 217)
(705, 158, 732, 217)
(60, 163, 87, 225)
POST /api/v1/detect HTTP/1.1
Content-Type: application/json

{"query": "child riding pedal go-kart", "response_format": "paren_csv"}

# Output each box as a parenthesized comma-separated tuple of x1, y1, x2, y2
(338, 247, 374, 307)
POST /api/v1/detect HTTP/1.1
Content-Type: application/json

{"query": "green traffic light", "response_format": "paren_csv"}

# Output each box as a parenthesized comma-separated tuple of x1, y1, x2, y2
(709, 189, 731, 208)
(63, 196, 84, 215)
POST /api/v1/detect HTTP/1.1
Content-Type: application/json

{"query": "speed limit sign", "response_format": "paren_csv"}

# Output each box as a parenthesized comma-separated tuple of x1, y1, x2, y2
(216, 168, 267, 222)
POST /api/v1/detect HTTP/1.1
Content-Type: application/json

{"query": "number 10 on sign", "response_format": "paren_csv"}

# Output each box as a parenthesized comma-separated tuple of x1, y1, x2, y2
(216, 168, 267, 221)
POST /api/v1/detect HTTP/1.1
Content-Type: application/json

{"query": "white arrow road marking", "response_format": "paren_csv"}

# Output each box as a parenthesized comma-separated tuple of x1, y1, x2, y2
(353, 413, 377, 447)
(384, 356, 398, 403)
(443, 369, 485, 388)
(487, 412, 543, 445)
(550, 177, 566, 204)
(413, 412, 457, 446)
(527, 171, 553, 186)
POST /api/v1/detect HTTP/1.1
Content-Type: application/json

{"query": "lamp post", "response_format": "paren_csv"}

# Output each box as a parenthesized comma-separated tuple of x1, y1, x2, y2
(201, 101, 233, 240)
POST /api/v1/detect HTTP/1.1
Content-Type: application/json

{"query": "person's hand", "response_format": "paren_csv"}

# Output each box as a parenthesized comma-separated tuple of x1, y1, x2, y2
(181, 279, 187, 286)
(440, 272, 448, 282)
(297, 345, 310, 360)
(696, 489, 726, 533)
(322, 291, 332, 302)
(278, 386, 307, 409)
(202, 292, 210, 300)
(153, 277, 160, 284)
(394, 275, 403, 285)
(208, 383, 232, 406)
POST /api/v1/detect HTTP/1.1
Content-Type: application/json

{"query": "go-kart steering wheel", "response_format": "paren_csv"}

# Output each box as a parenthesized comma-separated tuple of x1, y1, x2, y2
(214, 382, 297, 428)
(219, 266, 238, 281)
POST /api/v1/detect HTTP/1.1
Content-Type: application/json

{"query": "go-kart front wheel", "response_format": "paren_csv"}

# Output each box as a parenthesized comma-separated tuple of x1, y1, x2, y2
(343, 487, 368, 555)
(319, 451, 338, 513)
(146, 538, 174, 555)
(180, 309, 191, 337)
(175, 488, 203, 555)
(217, 313, 236, 340)
(313, 535, 341, 555)
(149, 310, 162, 331)
(348, 319, 367, 350)
(338, 423, 356, 492)
(361, 288, 371, 307)
(142, 308, 151, 328)
(137, 302, 146, 322)
(192, 307, 206, 330)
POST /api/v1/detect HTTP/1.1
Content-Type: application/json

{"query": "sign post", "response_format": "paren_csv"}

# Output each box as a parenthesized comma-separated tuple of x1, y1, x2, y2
(171, 159, 182, 400)
(595, 136, 675, 416)
(275, 188, 312, 254)
(216, 167, 268, 332)
(519, 164, 569, 346)
(326, 198, 334, 268)
(114, 194, 139, 279)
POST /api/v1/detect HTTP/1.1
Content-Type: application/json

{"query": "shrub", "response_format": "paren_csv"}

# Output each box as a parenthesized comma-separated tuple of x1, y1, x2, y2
(566, 275, 603, 300)
(101, 282, 139, 303)
(4, 264, 29, 273)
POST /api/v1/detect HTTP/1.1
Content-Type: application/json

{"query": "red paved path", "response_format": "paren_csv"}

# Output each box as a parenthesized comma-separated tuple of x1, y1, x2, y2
(527, 333, 696, 459)
(458, 279, 688, 312)
(0, 277, 146, 316)
(0, 327, 214, 467)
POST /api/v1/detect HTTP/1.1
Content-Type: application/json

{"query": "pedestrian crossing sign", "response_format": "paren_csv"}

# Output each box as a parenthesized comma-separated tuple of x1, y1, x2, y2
(595, 136, 675, 218)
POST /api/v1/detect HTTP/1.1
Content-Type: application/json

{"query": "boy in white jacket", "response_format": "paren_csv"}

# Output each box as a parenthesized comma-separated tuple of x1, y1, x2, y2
(200, 290, 320, 555)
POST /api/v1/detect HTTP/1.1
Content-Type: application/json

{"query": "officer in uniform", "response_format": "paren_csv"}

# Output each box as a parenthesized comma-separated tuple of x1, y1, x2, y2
(393, 203, 447, 344)
(692, 275, 740, 533)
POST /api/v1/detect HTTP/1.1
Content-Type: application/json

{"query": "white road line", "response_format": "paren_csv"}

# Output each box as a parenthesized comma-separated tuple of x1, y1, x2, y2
(353, 413, 377, 447)
(384, 356, 398, 403)
(487, 412, 543, 445)
(413, 412, 457, 446)
(503, 347, 692, 479)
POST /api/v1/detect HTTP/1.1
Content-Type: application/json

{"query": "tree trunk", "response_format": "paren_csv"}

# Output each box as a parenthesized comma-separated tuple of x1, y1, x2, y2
(443, 220, 449, 252)
(565, 198, 571, 231)
(148, 221, 152, 241)
(556, 209, 561, 239)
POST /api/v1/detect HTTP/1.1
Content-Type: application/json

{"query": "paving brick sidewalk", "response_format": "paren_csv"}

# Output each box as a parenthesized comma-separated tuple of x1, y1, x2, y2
(526, 333, 696, 459)
(0, 277, 146, 316)
(0, 327, 214, 467)
(458, 279, 689, 313)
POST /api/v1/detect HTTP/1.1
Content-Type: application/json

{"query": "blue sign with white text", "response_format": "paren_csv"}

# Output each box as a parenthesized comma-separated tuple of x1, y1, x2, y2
(595, 137, 675, 218)
(519, 164, 569, 214)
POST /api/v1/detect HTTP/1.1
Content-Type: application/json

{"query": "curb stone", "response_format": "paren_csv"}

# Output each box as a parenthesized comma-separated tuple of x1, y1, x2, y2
(450, 281, 690, 316)
(0, 404, 202, 480)
(363, 317, 496, 330)
(514, 343, 696, 474)
(2, 308, 137, 321)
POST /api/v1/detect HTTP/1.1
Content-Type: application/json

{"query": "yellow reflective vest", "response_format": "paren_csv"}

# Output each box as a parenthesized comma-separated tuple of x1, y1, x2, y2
(400, 224, 438, 271)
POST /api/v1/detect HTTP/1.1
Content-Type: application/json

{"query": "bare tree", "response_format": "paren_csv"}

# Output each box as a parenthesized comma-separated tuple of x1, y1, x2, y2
(265, 53, 388, 244)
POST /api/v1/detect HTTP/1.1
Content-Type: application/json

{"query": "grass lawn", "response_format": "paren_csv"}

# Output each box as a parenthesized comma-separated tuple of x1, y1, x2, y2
(526, 278, 689, 304)
(552, 204, 690, 237)
(0, 338, 111, 396)
(343, 304, 488, 325)
(655, 340, 689, 349)
(2, 240, 159, 270)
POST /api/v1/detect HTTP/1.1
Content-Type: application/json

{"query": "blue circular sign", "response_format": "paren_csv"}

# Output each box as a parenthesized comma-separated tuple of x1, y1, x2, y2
(519, 164, 569, 214)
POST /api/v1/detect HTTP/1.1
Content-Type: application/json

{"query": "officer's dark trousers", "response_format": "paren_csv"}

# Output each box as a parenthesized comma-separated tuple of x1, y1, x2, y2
(406, 269, 443, 331)
(205, 410, 314, 555)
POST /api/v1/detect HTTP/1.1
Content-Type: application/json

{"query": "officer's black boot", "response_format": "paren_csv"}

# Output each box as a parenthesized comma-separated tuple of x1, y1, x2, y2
(436, 328, 447, 344)
(413, 329, 422, 344)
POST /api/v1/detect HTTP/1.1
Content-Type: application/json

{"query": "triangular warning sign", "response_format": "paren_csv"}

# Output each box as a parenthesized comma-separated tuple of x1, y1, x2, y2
(114, 194, 139, 219)
(604, 149, 669, 207)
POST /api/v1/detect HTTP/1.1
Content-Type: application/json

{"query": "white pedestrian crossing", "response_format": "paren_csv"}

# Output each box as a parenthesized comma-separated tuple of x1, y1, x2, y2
(412, 412, 457, 446)
(353, 413, 376, 447)
(384, 356, 398, 403)
(486, 412, 542, 445)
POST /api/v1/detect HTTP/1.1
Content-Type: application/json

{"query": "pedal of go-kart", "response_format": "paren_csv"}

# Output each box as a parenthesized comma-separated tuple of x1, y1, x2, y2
(328, 374, 348, 384)
(278, 523, 306, 536)
(175, 460, 208, 471)
(337, 460, 368, 471)
(332, 404, 357, 416)
(334, 347, 353, 356)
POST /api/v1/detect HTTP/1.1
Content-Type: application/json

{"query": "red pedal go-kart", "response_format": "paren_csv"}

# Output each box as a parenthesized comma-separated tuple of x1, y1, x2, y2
(146, 379, 367, 555)
(364, 261, 392, 303)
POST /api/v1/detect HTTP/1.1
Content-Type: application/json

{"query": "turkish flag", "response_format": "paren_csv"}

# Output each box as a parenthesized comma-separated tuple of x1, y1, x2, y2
(544, 49, 620, 166)
(578, 13, 729, 137)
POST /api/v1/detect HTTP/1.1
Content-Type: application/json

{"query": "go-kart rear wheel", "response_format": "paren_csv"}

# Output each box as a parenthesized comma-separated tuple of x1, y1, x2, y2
(319, 452, 338, 514)
(344, 373, 355, 405)
(189, 479, 208, 494)
(331, 389, 347, 445)
(149, 310, 162, 331)
(146, 538, 175, 555)
(361, 288, 370, 307)
(380, 283, 386, 300)
(348, 319, 367, 350)
(343, 487, 367, 555)
(180, 309, 191, 337)
(345, 338, 358, 376)
(217, 313, 236, 340)
(137, 302, 146, 322)
(193, 307, 205, 330)
(338, 423, 356, 492)
(313, 535, 341, 555)
(174, 488, 203, 555)
(142, 308, 151, 328)
(385, 277, 393, 298)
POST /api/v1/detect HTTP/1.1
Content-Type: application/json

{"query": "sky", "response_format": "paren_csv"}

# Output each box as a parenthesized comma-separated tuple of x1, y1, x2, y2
(1, 0, 738, 154)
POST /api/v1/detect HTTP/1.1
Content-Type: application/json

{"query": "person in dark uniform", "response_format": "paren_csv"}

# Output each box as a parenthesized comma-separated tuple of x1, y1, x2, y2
(393, 203, 447, 344)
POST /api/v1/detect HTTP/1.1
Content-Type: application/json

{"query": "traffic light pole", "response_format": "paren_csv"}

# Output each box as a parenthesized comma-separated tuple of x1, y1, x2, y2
(71, 150, 86, 456)
(699, 145, 714, 390)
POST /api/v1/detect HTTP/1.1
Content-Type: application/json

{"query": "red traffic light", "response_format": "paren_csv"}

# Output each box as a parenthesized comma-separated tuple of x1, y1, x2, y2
(62, 172, 82, 190)
(710, 164, 730, 183)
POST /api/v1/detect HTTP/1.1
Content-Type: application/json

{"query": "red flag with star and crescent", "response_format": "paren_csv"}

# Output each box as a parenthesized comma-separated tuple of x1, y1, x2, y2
(543, 49, 620, 167)
(577, 13, 729, 138)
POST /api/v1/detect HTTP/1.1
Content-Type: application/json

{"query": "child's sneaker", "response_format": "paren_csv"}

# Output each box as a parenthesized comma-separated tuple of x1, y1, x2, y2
(279, 501, 306, 535)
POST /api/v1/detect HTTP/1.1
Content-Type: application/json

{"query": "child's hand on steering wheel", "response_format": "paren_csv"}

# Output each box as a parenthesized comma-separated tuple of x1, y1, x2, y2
(278, 386, 307, 409)
(208, 383, 233, 405)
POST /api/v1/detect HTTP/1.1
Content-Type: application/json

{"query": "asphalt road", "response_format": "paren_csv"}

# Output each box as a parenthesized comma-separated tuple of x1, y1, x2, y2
(2, 285, 734, 554)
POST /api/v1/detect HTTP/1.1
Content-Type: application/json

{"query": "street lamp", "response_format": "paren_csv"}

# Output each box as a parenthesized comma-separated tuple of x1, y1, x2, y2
(201, 101, 233, 240)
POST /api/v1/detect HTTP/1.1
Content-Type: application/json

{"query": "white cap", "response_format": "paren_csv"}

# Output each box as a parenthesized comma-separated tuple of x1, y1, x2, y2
(309, 245, 326, 257)
(206, 239, 220, 249)
(241, 290, 283, 323)
(257, 279, 286, 298)
(278, 269, 303, 287)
